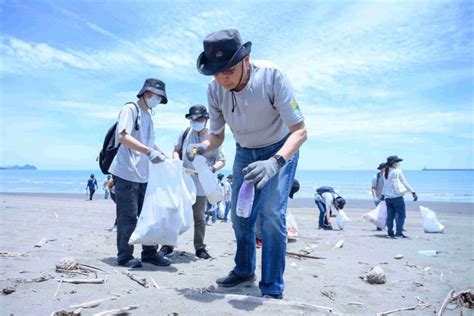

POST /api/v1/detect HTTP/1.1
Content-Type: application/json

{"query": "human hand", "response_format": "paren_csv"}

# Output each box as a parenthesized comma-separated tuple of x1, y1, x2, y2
(147, 149, 165, 164)
(412, 192, 418, 202)
(243, 158, 280, 189)
(185, 143, 207, 161)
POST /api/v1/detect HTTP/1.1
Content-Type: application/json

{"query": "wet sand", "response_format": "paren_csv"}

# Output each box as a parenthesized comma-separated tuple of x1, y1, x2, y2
(0, 193, 472, 315)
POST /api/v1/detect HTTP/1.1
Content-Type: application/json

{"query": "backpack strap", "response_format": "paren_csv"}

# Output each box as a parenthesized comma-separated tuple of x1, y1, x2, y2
(178, 127, 191, 159)
(124, 102, 140, 131)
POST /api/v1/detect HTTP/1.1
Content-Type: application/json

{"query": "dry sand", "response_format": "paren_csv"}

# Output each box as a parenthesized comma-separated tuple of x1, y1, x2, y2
(0, 193, 472, 315)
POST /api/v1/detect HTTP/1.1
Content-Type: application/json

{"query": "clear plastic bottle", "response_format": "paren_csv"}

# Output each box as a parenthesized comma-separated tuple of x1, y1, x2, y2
(236, 181, 255, 218)
(417, 250, 441, 256)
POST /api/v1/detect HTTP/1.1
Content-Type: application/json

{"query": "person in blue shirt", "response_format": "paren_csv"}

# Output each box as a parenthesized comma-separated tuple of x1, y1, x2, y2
(86, 174, 98, 201)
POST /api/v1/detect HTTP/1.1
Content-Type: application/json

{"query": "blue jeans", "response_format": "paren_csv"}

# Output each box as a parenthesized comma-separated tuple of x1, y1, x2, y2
(205, 202, 217, 224)
(230, 135, 298, 296)
(315, 199, 329, 228)
(223, 201, 231, 221)
(385, 196, 406, 236)
(114, 176, 157, 264)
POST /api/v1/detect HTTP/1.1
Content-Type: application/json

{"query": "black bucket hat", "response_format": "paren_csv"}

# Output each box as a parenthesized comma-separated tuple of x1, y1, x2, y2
(334, 196, 346, 210)
(386, 155, 403, 165)
(196, 29, 252, 76)
(217, 173, 224, 180)
(377, 163, 387, 170)
(185, 104, 209, 120)
(289, 179, 300, 199)
(137, 78, 168, 104)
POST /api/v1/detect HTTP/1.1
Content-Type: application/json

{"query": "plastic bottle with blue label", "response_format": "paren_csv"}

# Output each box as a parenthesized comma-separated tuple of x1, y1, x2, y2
(418, 250, 441, 256)
(236, 181, 255, 218)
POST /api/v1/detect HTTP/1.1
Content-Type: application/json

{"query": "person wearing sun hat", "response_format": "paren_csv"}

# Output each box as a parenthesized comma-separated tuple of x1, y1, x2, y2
(382, 155, 418, 239)
(108, 78, 170, 268)
(188, 29, 307, 299)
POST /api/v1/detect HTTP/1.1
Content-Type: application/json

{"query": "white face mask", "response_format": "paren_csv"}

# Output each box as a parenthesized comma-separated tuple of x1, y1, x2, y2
(191, 120, 206, 132)
(145, 95, 162, 108)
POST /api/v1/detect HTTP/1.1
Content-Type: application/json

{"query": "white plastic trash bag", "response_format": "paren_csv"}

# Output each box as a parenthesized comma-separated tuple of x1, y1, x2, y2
(420, 205, 446, 233)
(192, 155, 223, 204)
(129, 160, 196, 247)
(363, 201, 387, 229)
(336, 210, 350, 230)
(286, 210, 299, 239)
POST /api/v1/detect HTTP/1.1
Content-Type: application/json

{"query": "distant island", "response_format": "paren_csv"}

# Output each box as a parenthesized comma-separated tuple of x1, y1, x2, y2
(0, 164, 37, 170)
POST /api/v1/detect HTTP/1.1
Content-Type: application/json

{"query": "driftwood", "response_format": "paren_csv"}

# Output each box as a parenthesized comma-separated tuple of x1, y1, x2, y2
(34, 238, 48, 247)
(123, 272, 148, 288)
(437, 289, 455, 316)
(438, 289, 473, 315)
(0, 251, 28, 258)
(286, 251, 325, 260)
(54, 279, 63, 298)
(60, 278, 105, 284)
(347, 302, 364, 306)
(70, 297, 117, 309)
(50, 309, 82, 316)
(150, 276, 160, 289)
(93, 305, 139, 316)
(377, 304, 419, 316)
(332, 239, 344, 250)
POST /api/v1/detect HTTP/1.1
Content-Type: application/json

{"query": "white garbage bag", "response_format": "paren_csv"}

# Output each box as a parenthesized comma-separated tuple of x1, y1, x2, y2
(192, 155, 223, 204)
(363, 201, 387, 229)
(286, 211, 299, 239)
(420, 206, 446, 233)
(336, 210, 350, 230)
(129, 160, 196, 247)
(217, 201, 225, 219)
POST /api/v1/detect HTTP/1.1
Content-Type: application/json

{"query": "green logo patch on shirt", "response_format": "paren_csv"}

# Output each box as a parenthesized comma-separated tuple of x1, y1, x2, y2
(291, 99, 300, 112)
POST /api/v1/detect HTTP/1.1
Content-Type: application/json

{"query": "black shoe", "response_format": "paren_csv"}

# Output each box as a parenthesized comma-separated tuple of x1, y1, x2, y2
(387, 233, 397, 239)
(216, 272, 256, 288)
(395, 233, 409, 239)
(376, 227, 382, 231)
(323, 225, 333, 230)
(158, 245, 174, 257)
(262, 293, 283, 299)
(142, 254, 171, 266)
(196, 249, 211, 259)
(118, 258, 142, 268)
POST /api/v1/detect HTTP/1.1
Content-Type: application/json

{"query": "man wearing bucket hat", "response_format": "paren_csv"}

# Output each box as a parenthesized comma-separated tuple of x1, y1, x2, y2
(109, 78, 171, 268)
(188, 29, 307, 299)
(157, 104, 225, 260)
(371, 162, 387, 206)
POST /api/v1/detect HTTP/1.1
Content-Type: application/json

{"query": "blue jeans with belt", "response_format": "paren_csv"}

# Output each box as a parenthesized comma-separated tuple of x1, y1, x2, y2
(315, 199, 330, 228)
(385, 196, 406, 236)
(230, 135, 298, 296)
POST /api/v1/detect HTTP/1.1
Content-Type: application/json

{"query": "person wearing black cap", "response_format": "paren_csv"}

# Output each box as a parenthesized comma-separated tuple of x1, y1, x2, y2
(371, 163, 387, 206)
(188, 29, 307, 299)
(108, 78, 170, 268)
(314, 186, 346, 230)
(382, 155, 418, 239)
(158, 104, 225, 260)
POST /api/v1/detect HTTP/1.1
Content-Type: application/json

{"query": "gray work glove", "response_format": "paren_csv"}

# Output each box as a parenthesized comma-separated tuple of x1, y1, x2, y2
(243, 158, 280, 189)
(185, 143, 207, 161)
(412, 192, 418, 202)
(147, 149, 165, 164)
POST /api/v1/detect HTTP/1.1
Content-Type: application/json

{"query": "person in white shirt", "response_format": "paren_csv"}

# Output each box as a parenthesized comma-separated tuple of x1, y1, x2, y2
(382, 155, 418, 239)
(222, 175, 233, 222)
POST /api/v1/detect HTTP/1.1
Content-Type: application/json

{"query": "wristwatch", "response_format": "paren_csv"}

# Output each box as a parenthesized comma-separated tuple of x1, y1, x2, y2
(273, 155, 287, 168)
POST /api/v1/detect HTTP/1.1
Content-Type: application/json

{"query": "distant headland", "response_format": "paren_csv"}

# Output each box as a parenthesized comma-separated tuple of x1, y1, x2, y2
(422, 167, 473, 171)
(0, 165, 37, 170)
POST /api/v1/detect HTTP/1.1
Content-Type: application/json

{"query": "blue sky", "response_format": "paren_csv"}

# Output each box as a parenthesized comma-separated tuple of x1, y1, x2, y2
(0, 0, 473, 170)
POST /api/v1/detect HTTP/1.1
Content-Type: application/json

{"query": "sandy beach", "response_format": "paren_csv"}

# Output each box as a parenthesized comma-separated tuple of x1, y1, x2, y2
(0, 193, 472, 315)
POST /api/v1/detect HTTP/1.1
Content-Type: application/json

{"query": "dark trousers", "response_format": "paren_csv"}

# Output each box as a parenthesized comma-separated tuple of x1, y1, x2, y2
(89, 189, 95, 200)
(385, 196, 406, 236)
(315, 200, 329, 228)
(114, 176, 157, 264)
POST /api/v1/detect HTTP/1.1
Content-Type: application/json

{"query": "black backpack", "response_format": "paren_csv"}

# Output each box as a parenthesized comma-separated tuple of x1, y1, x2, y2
(316, 186, 335, 195)
(177, 127, 191, 160)
(98, 102, 140, 175)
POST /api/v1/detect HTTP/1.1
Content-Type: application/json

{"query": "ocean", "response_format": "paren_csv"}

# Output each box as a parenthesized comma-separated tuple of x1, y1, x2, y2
(0, 169, 472, 203)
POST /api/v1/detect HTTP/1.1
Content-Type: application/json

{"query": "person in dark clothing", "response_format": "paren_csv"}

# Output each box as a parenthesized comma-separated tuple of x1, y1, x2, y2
(86, 174, 98, 200)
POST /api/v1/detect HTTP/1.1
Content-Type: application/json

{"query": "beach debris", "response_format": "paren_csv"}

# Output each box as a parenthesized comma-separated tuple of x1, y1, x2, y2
(59, 278, 105, 284)
(0, 251, 28, 258)
(418, 250, 440, 256)
(2, 287, 16, 295)
(412, 282, 424, 288)
(34, 238, 48, 247)
(15, 274, 54, 283)
(377, 303, 419, 316)
(51, 309, 82, 316)
(123, 272, 148, 288)
(286, 251, 325, 260)
(54, 279, 63, 298)
(347, 302, 364, 306)
(332, 239, 344, 250)
(437, 288, 473, 315)
(416, 296, 431, 309)
(290, 262, 297, 267)
(388, 279, 410, 285)
(149, 276, 160, 289)
(55, 257, 103, 275)
(93, 305, 139, 316)
(363, 266, 386, 284)
(320, 290, 336, 301)
(70, 297, 118, 309)
(394, 254, 404, 260)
